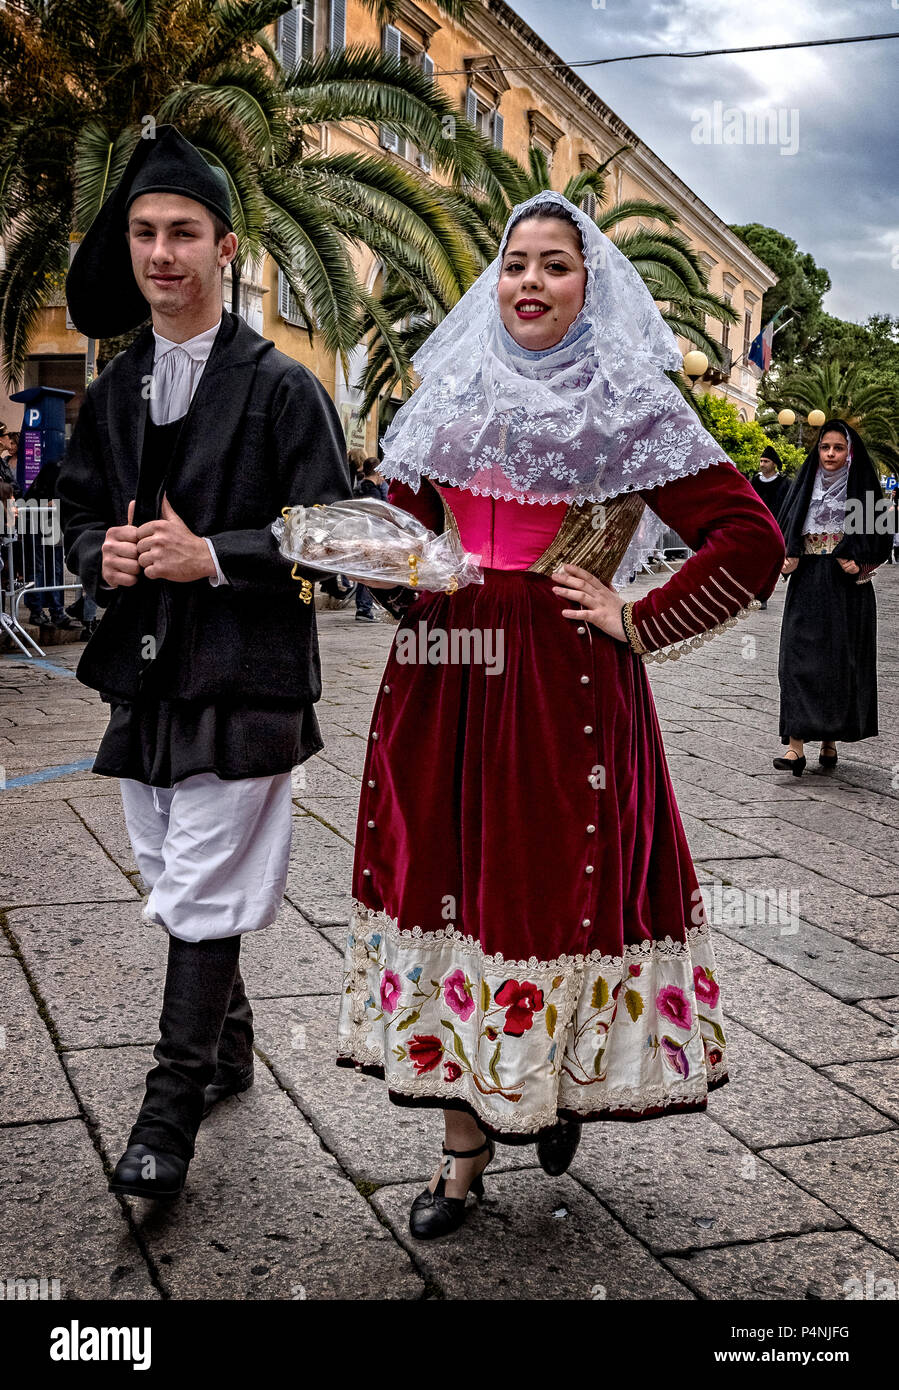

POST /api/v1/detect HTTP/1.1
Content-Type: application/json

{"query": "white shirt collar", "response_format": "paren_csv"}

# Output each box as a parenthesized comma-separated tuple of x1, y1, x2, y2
(152, 317, 222, 364)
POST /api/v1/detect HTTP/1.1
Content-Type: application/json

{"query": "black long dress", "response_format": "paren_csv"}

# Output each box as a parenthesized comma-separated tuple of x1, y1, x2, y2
(778, 544, 879, 743)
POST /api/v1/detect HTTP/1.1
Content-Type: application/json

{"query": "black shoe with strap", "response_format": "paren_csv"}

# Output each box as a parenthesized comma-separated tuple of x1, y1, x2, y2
(409, 1136, 495, 1240)
(773, 750, 806, 777)
(819, 744, 838, 768)
(536, 1117, 582, 1176)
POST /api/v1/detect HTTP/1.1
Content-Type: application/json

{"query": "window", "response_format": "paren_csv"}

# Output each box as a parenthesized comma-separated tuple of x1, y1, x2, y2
(381, 26, 437, 169)
(721, 293, 732, 352)
(278, 267, 305, 327)
(743, 309, 753, 362)
(277, 1, 315, 66)
(580, 190, 597, 220)
(465, 87, 503, 149)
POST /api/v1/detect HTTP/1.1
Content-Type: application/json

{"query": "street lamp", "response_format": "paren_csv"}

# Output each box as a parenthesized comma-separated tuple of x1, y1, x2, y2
(777, 409, 795, 427)
(682, 350, 709, 393)
(808, 409, 826, 428)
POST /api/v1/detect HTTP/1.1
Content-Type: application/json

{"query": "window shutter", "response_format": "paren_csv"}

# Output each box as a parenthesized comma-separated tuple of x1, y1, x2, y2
(300, 0, 316, 61)
(279, 267, 304, 324)
(465, 86, 478, 126)
(492, 110, 504, 149)
(277, 6, 299, 69)
(329, 0, 346, 52)
(380, 25, 403, 153)
(278, 267, 292, 320)
(417, 53, 436, 171)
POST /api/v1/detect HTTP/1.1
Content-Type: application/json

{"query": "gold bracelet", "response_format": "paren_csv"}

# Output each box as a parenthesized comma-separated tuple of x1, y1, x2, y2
(621, 602, 648, 655)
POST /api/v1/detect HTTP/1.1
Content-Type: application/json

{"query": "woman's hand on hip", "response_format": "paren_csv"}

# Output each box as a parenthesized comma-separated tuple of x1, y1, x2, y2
(837, 557, 860, 575)
(552, 563, 626, 642)
(781, 556, 799, 574)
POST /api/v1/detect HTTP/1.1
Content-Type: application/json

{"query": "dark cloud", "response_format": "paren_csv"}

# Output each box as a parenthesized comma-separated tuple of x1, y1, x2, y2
(510, 0, 899, 322)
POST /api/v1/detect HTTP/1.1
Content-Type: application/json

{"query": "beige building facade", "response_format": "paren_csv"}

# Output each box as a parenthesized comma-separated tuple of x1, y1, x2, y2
(2, 0, 776, 445)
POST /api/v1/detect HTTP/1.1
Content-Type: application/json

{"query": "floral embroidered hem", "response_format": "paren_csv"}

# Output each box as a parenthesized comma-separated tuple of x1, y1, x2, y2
(336, 902, 729, 1141)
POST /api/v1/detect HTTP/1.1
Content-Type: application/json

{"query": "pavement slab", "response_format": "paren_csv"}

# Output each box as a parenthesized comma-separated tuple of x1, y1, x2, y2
(568, 1112, 843, 1254)
(714, 935, 899, 1065)
(704, 908, 899, 1002)
(701, 856, 899, 954)
(0, 809, 139, 908)
(707, 1018, 893, 1148)
(664, 1230, 899, 1301)
(708, 815, 895, 894)
(285, 812, 354, 925)
(372, 1170, 694, 1300)
(67, 793, 138, 875)
(0, 958, 79, 1123)
(9, 903, 168, 1049)
(819, 1059, 899, 1123)
(64, 1046, 424, 1300)
(0, 1120, 158, 1300)
(759, 1132, 899, 1257)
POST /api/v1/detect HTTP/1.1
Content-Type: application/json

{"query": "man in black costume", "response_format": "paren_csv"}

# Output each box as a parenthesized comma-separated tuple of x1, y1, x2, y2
(59, 126, 352, 1198)
(750, 446, 791, 608)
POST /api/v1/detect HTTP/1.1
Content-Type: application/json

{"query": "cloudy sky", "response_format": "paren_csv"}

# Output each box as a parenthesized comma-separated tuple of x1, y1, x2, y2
(510, 0, 899, 323)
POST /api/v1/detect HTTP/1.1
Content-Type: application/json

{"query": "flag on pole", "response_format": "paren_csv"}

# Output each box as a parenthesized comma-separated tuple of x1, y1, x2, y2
(748, 306, 788, 372)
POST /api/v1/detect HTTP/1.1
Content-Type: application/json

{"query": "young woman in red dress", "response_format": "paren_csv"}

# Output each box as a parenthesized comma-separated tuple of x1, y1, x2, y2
(336, 192, 785, 1239)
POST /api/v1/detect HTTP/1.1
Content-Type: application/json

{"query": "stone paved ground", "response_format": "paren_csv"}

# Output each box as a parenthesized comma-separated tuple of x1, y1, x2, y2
(1, 569, 898, 1302)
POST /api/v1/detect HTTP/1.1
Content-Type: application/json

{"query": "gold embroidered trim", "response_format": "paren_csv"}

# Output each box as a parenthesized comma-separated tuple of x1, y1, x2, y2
(622, 601, 647, 654)
(803, 532, 842, 555)
(642, 599, 761, 663)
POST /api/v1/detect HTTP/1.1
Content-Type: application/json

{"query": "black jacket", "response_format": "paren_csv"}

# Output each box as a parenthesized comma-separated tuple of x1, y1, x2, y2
(750, 470, 791, 525)
(59, 312, 352, 704)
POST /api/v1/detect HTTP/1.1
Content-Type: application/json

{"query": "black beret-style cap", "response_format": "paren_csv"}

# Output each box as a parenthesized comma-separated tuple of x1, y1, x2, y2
(65, 125, 234, 339)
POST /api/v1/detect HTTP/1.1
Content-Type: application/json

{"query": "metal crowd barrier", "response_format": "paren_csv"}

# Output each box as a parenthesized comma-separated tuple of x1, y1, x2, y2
(0, 498, 83, 658)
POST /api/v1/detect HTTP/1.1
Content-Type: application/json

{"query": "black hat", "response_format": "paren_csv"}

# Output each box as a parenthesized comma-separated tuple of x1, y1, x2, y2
(760, 445, 782, 465)
(65, 125, 233, 339)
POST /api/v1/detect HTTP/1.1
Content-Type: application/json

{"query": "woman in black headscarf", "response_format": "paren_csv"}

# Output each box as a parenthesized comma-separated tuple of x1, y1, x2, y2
(773, 420, 892, 774)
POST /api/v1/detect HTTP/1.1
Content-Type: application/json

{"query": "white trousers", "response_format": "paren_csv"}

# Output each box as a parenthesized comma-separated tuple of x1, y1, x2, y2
(120, 772, 294, 942)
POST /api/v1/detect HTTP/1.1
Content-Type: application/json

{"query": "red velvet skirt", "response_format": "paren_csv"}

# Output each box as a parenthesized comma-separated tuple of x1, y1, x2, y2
(336, 568, 729, 1140)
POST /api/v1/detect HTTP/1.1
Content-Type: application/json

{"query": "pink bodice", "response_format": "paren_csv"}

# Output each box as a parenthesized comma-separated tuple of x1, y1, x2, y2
(433, 483, 567, 570)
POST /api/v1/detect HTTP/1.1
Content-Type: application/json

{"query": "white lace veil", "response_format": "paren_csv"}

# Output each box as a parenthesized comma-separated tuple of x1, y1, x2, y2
(378, 190, 731, 507)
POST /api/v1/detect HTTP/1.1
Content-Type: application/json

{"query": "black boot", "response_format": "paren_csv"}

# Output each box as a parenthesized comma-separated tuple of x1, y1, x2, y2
(203, 965, 255, 1116)
(109, 934, 241, 1199)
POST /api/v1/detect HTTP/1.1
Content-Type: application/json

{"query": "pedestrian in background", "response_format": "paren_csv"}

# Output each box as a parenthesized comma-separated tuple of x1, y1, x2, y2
(751, 446, 791, 608)
(773, 420, 891, 775)
(354, 456, 389, 624)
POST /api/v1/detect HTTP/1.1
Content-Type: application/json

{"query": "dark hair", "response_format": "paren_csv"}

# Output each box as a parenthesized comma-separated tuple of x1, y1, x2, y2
(505, 203, 584, 250)
(209, 210, 232, 244)
(363, 455, 381, 477)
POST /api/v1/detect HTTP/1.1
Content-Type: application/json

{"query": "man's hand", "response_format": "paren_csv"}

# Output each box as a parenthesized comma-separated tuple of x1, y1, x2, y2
(837, 557, 860, 575)
(551, 562, 626, 642)
(781, 556, 799, 574)
(136, 495, 216, 582)
(101, 499, 140, 587)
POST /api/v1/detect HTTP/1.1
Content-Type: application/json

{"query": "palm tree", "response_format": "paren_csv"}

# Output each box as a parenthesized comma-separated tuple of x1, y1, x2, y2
(0, 0, 491, 388)
(761, 360, 899, 476)
(358, 142, 738, 415)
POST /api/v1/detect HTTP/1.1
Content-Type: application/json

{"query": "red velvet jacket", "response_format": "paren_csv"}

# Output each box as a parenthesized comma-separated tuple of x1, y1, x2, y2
(382, 461, 785, 655)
